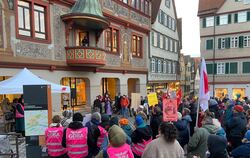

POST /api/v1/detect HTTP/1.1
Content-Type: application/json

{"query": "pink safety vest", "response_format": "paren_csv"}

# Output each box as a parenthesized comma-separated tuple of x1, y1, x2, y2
(132, 138, 152, 156)
(45, 127, 67, 157)
(107, 143, 134, 158)
(97, 126, 108, 148)
(15, 103, 24, 118)
(66, 127, 88, 158)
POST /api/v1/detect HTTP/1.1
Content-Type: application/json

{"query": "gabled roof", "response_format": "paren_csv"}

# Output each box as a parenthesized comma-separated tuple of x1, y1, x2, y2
(151, 0, 162, 23)
(198, 0, 225, 16)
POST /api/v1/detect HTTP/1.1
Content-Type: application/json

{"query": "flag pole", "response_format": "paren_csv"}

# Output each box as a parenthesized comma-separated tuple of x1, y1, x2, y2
(195, 100, 200, 127)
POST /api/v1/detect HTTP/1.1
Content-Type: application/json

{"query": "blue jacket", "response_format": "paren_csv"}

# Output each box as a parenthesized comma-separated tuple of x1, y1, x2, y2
(232, 143, 250, 158)
(174, 118, 190, 146)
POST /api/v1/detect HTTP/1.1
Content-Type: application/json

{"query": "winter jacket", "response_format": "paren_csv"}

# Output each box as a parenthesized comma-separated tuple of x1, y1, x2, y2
(142, 137, 185, 158)
(187, 124, 218, 158)
(131, 125, 152, 144)
(150, 113, 162, 139)
(223, 103, 234, 128)
(174, 119, 189, 147)
(120, 97, 129, 108)
(227, 112, 247, 139)
(121, 125, 133, 138)
(231, 143, 250, 158)
(207, 134, 228, 158)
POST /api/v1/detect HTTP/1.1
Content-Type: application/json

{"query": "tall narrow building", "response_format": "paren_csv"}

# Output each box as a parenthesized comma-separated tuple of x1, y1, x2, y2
(198, 0, 250, 99)
(148, 0, 181, 93)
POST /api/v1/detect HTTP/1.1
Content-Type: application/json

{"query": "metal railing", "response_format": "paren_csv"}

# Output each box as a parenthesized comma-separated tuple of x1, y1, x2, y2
(0, 133, 22, 158)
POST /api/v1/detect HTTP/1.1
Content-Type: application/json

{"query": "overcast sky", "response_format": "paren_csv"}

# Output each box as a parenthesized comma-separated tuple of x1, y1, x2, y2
(175, 0, 200, 57)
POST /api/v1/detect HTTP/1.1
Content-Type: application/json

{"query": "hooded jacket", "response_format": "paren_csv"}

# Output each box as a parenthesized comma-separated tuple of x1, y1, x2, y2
(232, 142, 250, 158)
(174, 119, 190, 147)
(187, 124, 218, 158)
(207, 134, 228, 158)
(131, 125, 152, 144)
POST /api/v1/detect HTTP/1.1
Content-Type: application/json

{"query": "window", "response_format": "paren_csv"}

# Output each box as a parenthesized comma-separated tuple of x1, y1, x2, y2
(244, 36, 250, 47)
(206, 16, 214, 27)
(238, 11, 247, 23)
(206, 64, 214, 74)
(145, 1, 149, 15)
(18, 1, 31, 36)
(160, 34, 164, 49)
(206, 39, 213, 50)
(141, 0, 145, 13)
(164, 14, 168, 26)
(219, 15, 228, 25)
(132, 35, 142, 57)
(172, 19, 175, 30)
(168, 16, 172, 29)
(221, 38, 226, 49)
(151, 58, 155, 72)
(231, 37, 238, 48)
(163, 61, 167, 73)
(160, 10, 165, 24)
(174, 41, 178, 52)
(131, 0, 136, 8)
(243, 62, 250, 73)
(105, 28, 119, 53)
(165, 0, 170, 8)
(158, 60, 162, 73)
(17, 0, 49, 40)
(217, 63, 225, 74)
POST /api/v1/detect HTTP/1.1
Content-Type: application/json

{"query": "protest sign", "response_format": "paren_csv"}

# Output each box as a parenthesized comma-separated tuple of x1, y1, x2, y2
(131, 93, 141, 109)
(147, 93, 158, 107)
(163, 98, 178, 122)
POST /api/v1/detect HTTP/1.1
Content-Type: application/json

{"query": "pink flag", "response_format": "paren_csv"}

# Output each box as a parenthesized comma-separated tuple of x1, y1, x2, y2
(199, 58, 210, 111)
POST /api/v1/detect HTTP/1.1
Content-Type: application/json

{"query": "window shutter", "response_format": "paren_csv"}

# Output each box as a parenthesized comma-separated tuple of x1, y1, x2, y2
(247, 11, 250, 21)
(228, 14, 232, 24)
(202, 18, 206, 28)
(155, 59, 158, 72)
(243, 62, 250, 73)
(151, 32, 154, 46)
(168, 38, 170, 51)
(216, 16, 220, 25)
(206, 64, 213, 74)
(157, 33, 160, 47)
(163, 36, 166, 49)
(239, 36, 244, 48)
(225, 63, 229, 74)
(234, 13, 238, 23)
(214, 63, 217, 74)
(218, 38, 221, 49)
(225, 37, 231, 49)
(230, 62, 238, 74)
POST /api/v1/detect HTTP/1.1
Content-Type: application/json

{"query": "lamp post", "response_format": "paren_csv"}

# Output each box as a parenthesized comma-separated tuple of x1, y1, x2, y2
(7, 0, 14, 10)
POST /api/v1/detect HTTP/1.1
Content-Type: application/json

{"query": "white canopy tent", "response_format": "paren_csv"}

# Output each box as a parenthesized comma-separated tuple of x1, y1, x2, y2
(0, 68, 70, 94)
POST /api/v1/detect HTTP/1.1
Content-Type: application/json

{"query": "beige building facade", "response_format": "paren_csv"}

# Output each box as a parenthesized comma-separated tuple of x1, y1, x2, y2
(198, 0, 250, 99)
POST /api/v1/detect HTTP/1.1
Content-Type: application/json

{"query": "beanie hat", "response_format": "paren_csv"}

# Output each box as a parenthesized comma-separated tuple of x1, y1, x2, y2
(73, 113, 83, 122)
(234, 105, 244, 113)
(110, 116, 119, 127)
(108, 125, 126, 147)
(135, 115, 144, 126)
(119, 118, 129, 126)
(245, 130, 250, 141)
(91, 112, 101, 123)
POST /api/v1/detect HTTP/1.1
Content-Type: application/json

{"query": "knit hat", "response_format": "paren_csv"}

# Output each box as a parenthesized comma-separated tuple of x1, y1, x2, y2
(110, 116, 119, 127)
(73, 113, 83, 122)
(177, 112, 182, 120)
(135, 115, 144, 126)
(91, 112, 101, 123)
(234, 105, 244, 113)
(119, 118, 129, 126)
(108, 125, 126, 147)
(245, 130, 250, 141)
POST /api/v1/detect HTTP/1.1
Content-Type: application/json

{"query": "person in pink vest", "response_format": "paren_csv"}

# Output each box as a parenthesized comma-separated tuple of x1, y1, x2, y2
(96, 125, 134, 158)
(45, 115, 67, 158)
(131, 115, 153, 158)
(62, 113, 88, 158)
(15, 97, 25, 136)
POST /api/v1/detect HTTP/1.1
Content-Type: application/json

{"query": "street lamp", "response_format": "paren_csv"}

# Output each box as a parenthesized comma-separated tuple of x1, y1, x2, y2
(7, 0, 14, 10)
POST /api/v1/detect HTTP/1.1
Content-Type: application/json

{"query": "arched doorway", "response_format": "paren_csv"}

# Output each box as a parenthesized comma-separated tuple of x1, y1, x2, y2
(101, 78, 120, 100)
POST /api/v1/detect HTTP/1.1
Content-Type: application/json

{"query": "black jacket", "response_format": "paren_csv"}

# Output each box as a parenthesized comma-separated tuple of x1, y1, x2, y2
(131, 125, 152, 144)
(174, 119, 190, 147)
(228, 112, 247, 138)
(207, 135, 228, 158)
(62, 121, 84, 148)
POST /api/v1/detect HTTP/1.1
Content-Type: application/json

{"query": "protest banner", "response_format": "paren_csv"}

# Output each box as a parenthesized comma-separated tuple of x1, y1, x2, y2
(147, 93, 158, 107)
(163, 98, 178, 122)
(131, 93, 141, 109)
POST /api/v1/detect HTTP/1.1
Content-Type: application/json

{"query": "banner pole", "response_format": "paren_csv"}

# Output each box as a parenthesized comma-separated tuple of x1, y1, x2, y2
(195, 100, 200, 127)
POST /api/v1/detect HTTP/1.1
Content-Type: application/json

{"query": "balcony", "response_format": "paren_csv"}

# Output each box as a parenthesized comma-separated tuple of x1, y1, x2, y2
(65, 47, 106, 67)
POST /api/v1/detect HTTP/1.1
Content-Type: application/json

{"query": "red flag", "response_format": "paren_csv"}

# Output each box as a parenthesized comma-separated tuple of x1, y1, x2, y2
(176, 89, 182, 107)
